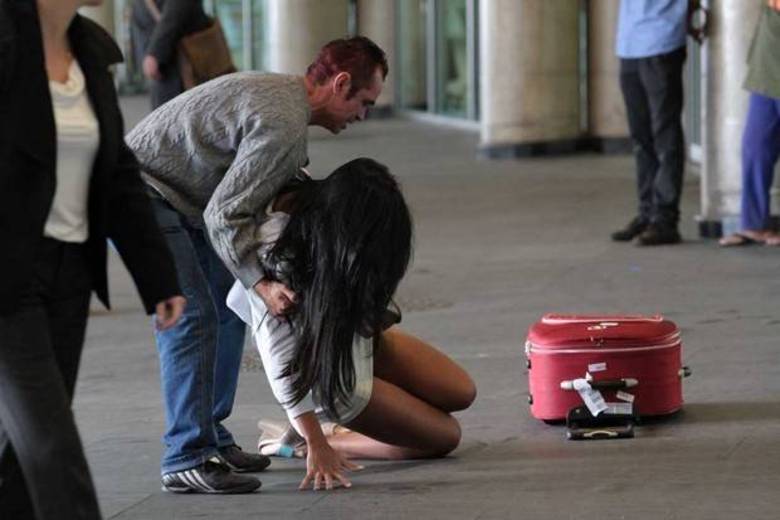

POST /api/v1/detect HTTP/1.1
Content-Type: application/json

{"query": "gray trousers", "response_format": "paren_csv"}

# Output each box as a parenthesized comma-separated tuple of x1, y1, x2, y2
(619, 46, 687, 227)
(0, 239, 100, 520)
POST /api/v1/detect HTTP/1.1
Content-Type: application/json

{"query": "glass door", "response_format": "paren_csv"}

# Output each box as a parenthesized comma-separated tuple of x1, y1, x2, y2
(214, 0, 247, 69)
(685, 39, 703, 164)
(435, 0, 468, 117)
(397, 0, 429, 111)
(396, 0, 478, 120)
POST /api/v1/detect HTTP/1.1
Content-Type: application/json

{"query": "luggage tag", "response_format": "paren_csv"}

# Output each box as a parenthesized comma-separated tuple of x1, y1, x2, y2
(572, 378, 608, 416)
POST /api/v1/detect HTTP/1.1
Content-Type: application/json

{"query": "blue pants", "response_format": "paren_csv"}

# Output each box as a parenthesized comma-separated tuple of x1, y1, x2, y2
(741, 92, 780, 231)
(150, 197, 246, 474)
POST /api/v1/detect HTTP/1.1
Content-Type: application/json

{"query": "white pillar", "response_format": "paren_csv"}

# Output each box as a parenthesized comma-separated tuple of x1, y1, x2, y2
(699, 0, 763, 235)
(266, 0, 349, 75)
(479, 0, 580, 156)
(357, 0, 395, 110)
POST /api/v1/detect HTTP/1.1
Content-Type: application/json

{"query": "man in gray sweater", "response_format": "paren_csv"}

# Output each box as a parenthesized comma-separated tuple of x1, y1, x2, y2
(126, 36, 387, 494)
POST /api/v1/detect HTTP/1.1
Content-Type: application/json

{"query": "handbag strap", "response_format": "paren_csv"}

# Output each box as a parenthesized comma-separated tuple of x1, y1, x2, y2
(143, 0, 162, 23)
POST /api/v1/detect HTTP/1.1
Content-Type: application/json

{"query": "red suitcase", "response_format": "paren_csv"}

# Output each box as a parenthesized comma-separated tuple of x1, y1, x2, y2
(525, 314, 689, 421)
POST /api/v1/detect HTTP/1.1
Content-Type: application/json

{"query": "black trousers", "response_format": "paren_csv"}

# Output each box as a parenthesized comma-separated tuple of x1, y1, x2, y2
(150, 66, 184, 110)
(0, 239, 100, 520)
(619, 46, 687, 227)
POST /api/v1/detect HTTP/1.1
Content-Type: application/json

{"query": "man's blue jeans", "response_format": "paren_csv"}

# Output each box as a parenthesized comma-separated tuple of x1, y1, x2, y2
(150, 196, 246, 474)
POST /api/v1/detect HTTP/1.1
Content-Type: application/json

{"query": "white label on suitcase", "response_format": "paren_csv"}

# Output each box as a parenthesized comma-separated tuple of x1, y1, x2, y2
(588, 362, 607, 373)
(616, 391, 635, 403)
(605, 402, 633, 415)
(573, 379, 608, 416)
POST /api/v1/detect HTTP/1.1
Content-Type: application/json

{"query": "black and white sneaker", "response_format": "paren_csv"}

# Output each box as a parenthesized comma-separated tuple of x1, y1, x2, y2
(217, 444, 272, 473)
(161, 460, 261, 494)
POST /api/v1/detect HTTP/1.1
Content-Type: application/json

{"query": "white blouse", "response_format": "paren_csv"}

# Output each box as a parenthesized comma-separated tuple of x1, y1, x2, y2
(44, 59, 100, 243)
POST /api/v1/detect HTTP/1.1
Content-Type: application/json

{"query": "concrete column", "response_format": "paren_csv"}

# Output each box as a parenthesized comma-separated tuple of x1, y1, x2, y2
(699, 0, 763, 236)
(357, 0, 395, 111)
(79, 2, 115, 36)
(479, 0, 580, 157)
(587, 0, 629, 150)
(266, 0, 349, 75)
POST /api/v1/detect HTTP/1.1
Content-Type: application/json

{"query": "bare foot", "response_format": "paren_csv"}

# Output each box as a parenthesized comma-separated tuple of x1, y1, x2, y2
(763, 233, 780, 247)
(718, 229, 767, 246)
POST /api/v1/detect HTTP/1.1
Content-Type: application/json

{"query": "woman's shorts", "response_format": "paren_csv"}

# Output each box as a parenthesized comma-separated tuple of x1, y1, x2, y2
(240, 286, 373, 425)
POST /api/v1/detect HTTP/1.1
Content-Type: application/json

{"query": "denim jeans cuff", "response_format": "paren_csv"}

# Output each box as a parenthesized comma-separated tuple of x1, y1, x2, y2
(216, 430, 236, 449)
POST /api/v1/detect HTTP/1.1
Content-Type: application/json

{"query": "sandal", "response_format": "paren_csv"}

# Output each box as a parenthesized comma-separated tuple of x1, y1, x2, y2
(256, 419, 351, 458)
(718, 232, 764, 247)
(257, 420, 307, 458)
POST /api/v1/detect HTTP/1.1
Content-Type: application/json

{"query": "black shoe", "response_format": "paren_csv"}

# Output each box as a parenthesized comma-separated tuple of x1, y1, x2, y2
(637, 224, 682, 246)
(161, 460, 261, 494)
(611, 217, 649, 242)
(217, 444, 271, 473)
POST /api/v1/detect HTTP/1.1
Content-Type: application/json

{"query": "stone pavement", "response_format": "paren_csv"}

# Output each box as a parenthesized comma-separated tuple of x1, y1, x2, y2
(70, 97, 780, 519)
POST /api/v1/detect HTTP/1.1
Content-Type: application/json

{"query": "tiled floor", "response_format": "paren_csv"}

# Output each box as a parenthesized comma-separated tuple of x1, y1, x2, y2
(72, 97, 780, 519)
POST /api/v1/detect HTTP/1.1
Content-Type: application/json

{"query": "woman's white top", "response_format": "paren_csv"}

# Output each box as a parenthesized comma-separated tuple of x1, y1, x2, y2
(226, 203, 374, 424)
(44, 59, 100, 243)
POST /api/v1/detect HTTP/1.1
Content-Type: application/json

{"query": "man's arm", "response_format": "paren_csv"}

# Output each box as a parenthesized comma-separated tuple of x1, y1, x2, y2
(687, 0, 708, 43)
(203, 119, 307, 291)
(145, 0, 196, 66)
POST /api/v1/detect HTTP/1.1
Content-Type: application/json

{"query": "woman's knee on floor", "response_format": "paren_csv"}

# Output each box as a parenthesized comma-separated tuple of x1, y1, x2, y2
(382, 420, 461, 460)
(442, 375, 477, 413)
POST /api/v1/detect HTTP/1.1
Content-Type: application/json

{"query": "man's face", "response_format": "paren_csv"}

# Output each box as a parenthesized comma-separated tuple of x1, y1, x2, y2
(324, 68, 384, 134)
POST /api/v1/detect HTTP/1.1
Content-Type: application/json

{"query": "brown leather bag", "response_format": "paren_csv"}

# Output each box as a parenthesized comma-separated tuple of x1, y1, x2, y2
(144, 0, 236, 89)
(177, 19, 236, 89)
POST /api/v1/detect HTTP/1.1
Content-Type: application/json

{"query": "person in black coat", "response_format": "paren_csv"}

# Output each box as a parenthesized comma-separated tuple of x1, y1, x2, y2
(0, 1, 185, 518)
(130, 0, 210, 108)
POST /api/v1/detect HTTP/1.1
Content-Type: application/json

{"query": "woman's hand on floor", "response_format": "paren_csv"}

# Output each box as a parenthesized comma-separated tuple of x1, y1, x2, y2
(299, 438, 360, 491)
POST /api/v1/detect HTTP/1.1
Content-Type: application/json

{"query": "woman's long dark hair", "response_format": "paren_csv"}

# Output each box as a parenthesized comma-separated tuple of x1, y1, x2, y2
(264, 158, 413, 417)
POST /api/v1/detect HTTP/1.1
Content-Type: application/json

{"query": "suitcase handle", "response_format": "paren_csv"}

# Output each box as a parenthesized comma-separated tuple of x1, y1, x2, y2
(560, 378, 638, 391)
(542, 314, 663, 325)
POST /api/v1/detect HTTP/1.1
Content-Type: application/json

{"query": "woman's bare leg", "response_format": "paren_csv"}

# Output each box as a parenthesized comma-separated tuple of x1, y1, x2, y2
(328, 328, 476, 460)
(373, 327, 476, 412)
(330, 377, 460, 459)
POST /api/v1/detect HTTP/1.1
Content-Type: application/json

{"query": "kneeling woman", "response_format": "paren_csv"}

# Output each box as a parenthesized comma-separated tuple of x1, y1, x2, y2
(227, 158, 476, 490)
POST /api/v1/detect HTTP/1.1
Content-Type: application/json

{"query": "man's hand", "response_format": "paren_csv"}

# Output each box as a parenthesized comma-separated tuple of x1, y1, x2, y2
(769, 0, 780, 12)
(254, 279, 296, 317)
(143, 54, 162, 81)
(155, 296, 186, 330)
(687, 0, 708, 44)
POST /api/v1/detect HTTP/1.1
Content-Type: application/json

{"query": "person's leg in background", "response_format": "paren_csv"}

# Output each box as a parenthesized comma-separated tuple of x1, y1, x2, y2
(739, 93, 780, 241)
(149, 59, 184, 110)
(637, 47, 686, 245)
(0, 240, 100, 520)
(613, 56, 658, 242)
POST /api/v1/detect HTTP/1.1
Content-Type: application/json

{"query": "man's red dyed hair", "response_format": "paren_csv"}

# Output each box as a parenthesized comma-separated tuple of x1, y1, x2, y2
(306, 36, 388, 97)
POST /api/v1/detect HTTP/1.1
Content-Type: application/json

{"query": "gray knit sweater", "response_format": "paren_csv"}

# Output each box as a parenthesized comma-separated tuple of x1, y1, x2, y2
(126, 72, 310, 289)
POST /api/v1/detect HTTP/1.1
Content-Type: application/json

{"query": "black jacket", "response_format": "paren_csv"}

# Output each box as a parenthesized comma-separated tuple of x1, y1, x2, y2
(130, 0, 210, 67)
(0, 0, 180, 315)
